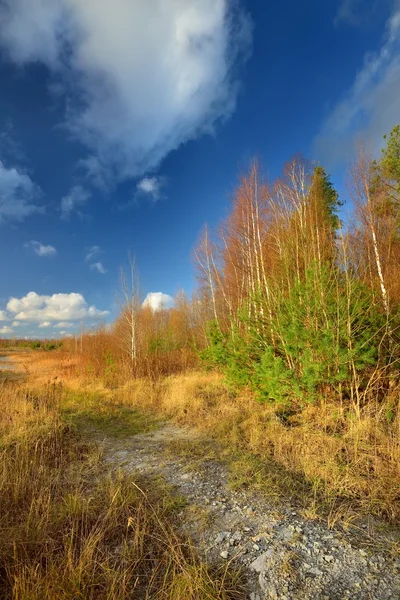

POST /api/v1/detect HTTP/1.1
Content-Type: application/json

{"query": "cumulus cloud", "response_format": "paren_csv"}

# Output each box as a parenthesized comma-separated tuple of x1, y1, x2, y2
(0, 0, 252, 184)
(0, 310, 8, 320)
(61, 185, 91, 219)
(0, 325, 14, 336)
(0, 159, 42, 222)
(26, 240, 57, 256)
(136, 176, 165, 201)
(54, 321, 74, 328)
(143, 292, 173, 311)
(38, 321, 51, 328)
(85, 245, 102, 262)
(4, 291, 108, 322)
(314, 6, 400, 166)
(90, 261, 107, 274)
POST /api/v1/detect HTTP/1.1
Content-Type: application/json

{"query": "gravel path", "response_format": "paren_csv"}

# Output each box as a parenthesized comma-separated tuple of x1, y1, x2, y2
(98, 422, 400, 600)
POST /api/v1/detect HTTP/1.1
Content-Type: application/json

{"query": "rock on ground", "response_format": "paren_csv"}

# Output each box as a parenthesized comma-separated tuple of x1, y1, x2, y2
(99, 423, 400, 600)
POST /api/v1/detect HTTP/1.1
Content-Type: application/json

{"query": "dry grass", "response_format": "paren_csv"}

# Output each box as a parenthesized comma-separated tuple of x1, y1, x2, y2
(0, 376, 244, 599)
(9, 351, 400, 524)
(120, 373, 400, 524)
(10, 351, 84, 387)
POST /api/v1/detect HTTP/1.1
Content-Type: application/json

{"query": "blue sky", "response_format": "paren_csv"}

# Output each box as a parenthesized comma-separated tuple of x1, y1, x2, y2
(0, 0, 399, 338)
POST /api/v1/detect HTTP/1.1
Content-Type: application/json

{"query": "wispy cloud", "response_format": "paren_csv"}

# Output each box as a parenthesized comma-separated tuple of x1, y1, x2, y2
(61, 185, 91, 219)
(0, 120, 26, 163)
(54, 321, 74, 328)
(85, 245, 102, 262)
(334, 0, 391, 28)
(90, 262, 107, 275)
(85, 246, 106, 274)
(26, 240, 57, 257)
(136, 176, 165, 201)
(143, 292, 173, 311)
(0, 0, 252, 185)
(0, 159, 42, 223)
(314, 5, 400, 166)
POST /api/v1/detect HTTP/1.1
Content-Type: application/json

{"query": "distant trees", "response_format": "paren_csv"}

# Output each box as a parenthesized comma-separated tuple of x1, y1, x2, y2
(0, 338, 62, 351)
(69, 265, 200, 381)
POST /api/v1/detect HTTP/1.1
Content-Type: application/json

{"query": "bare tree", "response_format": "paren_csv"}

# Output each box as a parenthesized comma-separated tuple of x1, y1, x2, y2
(194, 225, 219, 325)
(351, 147, 390, 321)
(116, 254, 141, 371)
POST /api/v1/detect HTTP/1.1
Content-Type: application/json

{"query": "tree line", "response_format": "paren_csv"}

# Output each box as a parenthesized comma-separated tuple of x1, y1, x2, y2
(66, 127, 400, 417)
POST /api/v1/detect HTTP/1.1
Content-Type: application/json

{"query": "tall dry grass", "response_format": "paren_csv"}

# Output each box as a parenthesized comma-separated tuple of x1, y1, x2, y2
(0, 376, 243, 599)
(9, 351, 400, 523)
(119, 373, 400, 523)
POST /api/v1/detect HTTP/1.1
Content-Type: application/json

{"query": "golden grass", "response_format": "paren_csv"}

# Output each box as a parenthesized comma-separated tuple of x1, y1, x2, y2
(121, 373, 400, 523)
(0, 376, 244, 599)
(9, 351, 400, 523)
(10, 351, 83, 386)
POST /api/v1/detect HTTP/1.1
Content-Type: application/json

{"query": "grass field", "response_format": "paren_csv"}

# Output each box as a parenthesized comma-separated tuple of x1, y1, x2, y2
(0, 365, 244, 599)
(9, 351, 400, 534)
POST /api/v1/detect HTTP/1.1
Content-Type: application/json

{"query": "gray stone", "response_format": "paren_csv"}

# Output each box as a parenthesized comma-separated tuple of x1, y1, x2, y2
(250, 549, 274, 573)
(306, 567, 323, 577)
(214, 531, 229, 544)
(229, 530, 242, 545)
(323, 554, 334, 563)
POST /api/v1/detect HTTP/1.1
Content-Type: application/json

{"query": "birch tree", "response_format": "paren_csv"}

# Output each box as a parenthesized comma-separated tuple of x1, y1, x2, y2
(351, 147, 391, 321)
(116, 254, 141, 372)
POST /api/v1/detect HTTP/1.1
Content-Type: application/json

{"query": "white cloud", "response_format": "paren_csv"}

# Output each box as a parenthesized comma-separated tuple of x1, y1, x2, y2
(54, 321, 74, 328)
(0, 159, 42, 222)
(12, 321, 21, 326)
(61, 185, 91, 219)
(0, 310, 8, 320)
(26, 240, 57, 256)
(315, 6, 400, 166)
(85, 245, 102, 262)
(85, 248, 107, 275)
(38, 321, 51, 328)
(0, 326, 14, 335)
(136, 176, 165, 200)
(5, 291, 108, 322)
(143, 292, 173, 311)
(0, 0, 252, 184)
(90, 261, 107, 274)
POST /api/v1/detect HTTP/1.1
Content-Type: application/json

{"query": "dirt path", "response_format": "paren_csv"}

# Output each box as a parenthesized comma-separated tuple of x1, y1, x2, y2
(95, 421, 400, 600)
